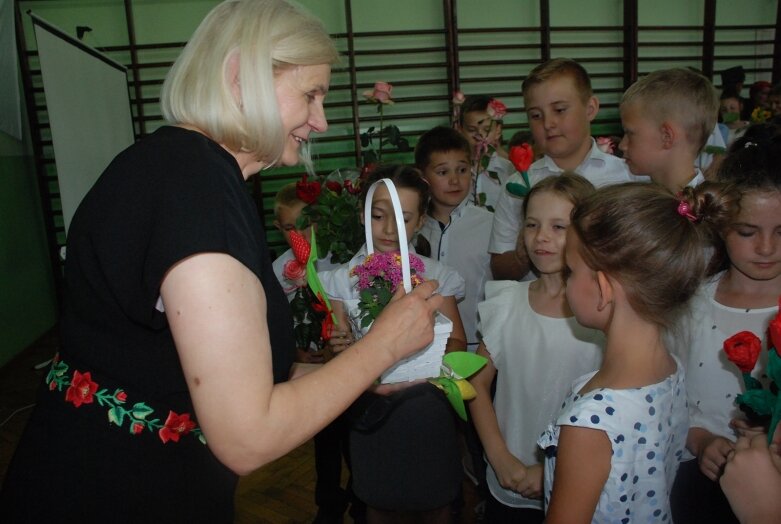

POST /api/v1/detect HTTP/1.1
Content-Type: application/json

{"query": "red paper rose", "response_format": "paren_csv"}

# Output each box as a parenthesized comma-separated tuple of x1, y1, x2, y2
(769, 298, 781, 354)
(296, 176, 321, 204)
(288, 230, 311, 264)
(486, 98, 507, 120)
(509, 143, 534, 173)
(158, 411, 196, 444)
(724, 331, 762, 373)
(65, 370, 98, 408)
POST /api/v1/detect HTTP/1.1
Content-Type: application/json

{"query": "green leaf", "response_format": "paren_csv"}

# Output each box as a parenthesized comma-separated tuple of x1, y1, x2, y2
(108, 406, 125, 426)
(736, 389, 776, 416)
(768, 349, 781, 387)
(506, 182, 530, 198)
(487, 170, 500, 181)
(744, 375, 763, 391)
(360, 133, 370, 147)
(385, 126, 400, 143)
(442, 352, 488, 379)
(478, 193, 487, 207)
(440, 378, 467, 421)
(361, 316, 373, 329)
(131, 402, 155, 420)
(397, 138, 410, 152)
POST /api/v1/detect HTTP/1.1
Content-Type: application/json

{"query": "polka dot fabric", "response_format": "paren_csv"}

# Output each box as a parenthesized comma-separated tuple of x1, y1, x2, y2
(538, 356, 688, 523)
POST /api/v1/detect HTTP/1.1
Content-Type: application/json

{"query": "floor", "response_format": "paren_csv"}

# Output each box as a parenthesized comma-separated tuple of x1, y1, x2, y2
(0, 329, 482, 523)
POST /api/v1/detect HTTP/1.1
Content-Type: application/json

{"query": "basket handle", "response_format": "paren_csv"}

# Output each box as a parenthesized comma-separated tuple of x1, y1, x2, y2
(364, 179, 412, 293)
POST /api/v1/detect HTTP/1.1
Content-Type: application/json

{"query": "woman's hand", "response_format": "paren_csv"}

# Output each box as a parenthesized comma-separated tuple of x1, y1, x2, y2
(730, 418, 767, 440)
(363, 280, 443, 361)
(721, 424, 781, 524)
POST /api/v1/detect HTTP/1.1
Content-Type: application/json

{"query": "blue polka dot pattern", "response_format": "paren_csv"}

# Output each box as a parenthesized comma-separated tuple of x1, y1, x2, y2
(539, 356, 688, 523)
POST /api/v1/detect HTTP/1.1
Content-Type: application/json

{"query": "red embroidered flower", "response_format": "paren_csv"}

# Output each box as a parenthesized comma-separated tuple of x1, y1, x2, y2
(158, 411, 197, 444)
(295, 176, 321, 204)
(49, 381, 56, 391)
(509, 143, 534, 173)
(65, 370, 98, 408)
(131, 422, 144, 435)
(769, 298, 781, 354)
(724, 331, 762, 373)
(115, 390, 127, 403)
(486, 98, 507, 120)
(325, 180, 343, 195)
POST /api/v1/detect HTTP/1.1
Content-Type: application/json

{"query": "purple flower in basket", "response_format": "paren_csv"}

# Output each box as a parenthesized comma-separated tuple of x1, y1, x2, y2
(350, 251, 425, 328)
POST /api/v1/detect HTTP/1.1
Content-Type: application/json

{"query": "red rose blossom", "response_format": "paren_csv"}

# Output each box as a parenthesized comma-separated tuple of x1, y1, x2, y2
(344, 179, 362, 195)
(486, 98, 507, 120)
(325, 181, 343, 195)
(509, 143, 534, 173)
(65, 370, 99, 408)
(295, 176, 321, 204)
(724, 331, 762, 373)
(158, 411, 196, 443)
(282, 259, 306, 287)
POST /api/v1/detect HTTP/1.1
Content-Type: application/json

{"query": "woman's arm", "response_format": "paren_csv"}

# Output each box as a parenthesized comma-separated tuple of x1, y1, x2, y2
(439, 295, 467, 352)
(468, 343, 541, 498)
(161, 253, 442, 475)
(545, 425, 611, 524)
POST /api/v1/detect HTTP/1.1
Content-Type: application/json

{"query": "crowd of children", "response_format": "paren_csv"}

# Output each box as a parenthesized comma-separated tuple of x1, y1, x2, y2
(270, 58, 781, 524)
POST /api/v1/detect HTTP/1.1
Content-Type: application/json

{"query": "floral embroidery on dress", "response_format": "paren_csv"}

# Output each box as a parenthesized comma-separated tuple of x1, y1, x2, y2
(46, 354, 206, 445)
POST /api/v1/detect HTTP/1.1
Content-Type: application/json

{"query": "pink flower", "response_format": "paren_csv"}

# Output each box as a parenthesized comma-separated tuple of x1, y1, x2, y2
(596, 136, 615, 155)
(363, 81, 394, 104)
(486, 98, 507, 120)
(452, 90, 465, 106)
(282, 259, 306, 288)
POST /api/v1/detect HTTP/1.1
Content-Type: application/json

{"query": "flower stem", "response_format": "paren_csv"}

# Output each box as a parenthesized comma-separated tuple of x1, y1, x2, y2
(378, 104, 384, 163)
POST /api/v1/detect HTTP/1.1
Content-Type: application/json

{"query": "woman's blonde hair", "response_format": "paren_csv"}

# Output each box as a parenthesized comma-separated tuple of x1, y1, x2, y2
(161, 0, 339, 165)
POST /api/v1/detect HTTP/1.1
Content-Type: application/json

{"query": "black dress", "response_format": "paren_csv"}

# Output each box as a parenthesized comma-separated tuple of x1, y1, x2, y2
(0, 127, 295, 522)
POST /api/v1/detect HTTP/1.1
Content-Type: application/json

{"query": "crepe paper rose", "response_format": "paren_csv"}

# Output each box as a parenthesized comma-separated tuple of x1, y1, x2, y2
(596, 136, 615, 155)
(724, 331, 762, 374)
(509, 143, 534, 173)
(769, 297, 781, 353)
(486, 98, 507, 121)
(159, 411, 197, 444)
(295, 175, 321, 204)
(288, 230, 311, 264)
(363, 81, 394, 104)
(351, 252, 426, 328)
(65, 370, 98, 408)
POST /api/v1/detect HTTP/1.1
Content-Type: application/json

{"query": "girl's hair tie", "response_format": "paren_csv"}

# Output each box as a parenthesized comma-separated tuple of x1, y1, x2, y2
(677, 200, 700, 223)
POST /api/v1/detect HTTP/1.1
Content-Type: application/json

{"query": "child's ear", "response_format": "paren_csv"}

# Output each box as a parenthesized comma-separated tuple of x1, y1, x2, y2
(660, 122, 675, 149)
(273, 219, 282, 232)
(586, 96, 600, 122)
(595, 270, 613, 312)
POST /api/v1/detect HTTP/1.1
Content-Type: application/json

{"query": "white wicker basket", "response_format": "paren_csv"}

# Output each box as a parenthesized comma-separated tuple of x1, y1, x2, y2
(350, 178, 452, 383)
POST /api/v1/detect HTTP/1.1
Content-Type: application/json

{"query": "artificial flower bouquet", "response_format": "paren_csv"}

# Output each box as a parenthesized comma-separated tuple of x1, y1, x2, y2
(723, 298, 781, 442)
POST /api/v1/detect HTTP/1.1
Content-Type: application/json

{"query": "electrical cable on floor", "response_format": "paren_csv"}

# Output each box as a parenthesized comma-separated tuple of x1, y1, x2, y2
(0, 404, 36, 428)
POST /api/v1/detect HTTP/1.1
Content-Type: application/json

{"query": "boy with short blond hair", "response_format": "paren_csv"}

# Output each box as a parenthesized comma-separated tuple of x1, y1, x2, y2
(489, 58, 633, 280)
(619, 67, 719, 191)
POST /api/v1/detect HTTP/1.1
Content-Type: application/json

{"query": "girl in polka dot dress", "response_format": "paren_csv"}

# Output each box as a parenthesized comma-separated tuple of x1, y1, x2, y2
(670, 124, 781, 524)
(538, 181, 735, 523)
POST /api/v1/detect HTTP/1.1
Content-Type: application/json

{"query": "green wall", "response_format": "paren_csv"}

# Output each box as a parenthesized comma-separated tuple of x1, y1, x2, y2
(0, 130, 57, 368)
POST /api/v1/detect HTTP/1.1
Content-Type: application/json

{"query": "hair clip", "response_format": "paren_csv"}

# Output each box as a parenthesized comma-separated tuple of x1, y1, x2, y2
(744, 141, 757, 148)
(677, 200, 699, 223)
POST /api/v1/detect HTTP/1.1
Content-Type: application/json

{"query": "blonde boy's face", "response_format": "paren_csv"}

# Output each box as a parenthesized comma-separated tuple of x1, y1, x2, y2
(618, 102, 665, 179)
(524, 74, 597, 167)
(274, 201, 307, 248)
(422, 150, 471, 210)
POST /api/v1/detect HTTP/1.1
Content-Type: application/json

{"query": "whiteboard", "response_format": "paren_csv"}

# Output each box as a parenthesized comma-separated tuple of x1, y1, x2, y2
(32, 13, 135, 234)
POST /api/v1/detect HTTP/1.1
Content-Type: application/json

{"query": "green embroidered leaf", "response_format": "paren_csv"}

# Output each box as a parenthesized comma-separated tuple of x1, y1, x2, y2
(478, 192, 487, 207)
(486, 205, 495, 213)
(736, 389, 776, 416)
(487, 170, 500, 181)
(108, 406, 125, 426)
(442, 352, 488, 379)
(131, 402, 155, 420)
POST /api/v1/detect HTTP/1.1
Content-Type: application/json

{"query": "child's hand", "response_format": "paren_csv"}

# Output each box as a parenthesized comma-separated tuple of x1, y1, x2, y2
(295, 347, 325, 363)
(697, 435, 735, 481)
(493, 453, 542, 498)
(518, 463, 544, 499)
(327, 328, 353, 354)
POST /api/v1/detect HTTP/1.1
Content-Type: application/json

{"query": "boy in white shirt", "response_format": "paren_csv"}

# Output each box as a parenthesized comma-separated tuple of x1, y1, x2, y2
(619, 68, 719, 193)
(415, 126, 493, 352)
(490, 58, 634, 280)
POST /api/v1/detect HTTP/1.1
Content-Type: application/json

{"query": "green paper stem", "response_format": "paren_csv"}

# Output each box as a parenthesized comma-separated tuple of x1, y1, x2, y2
(769, 395, 781, 444)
